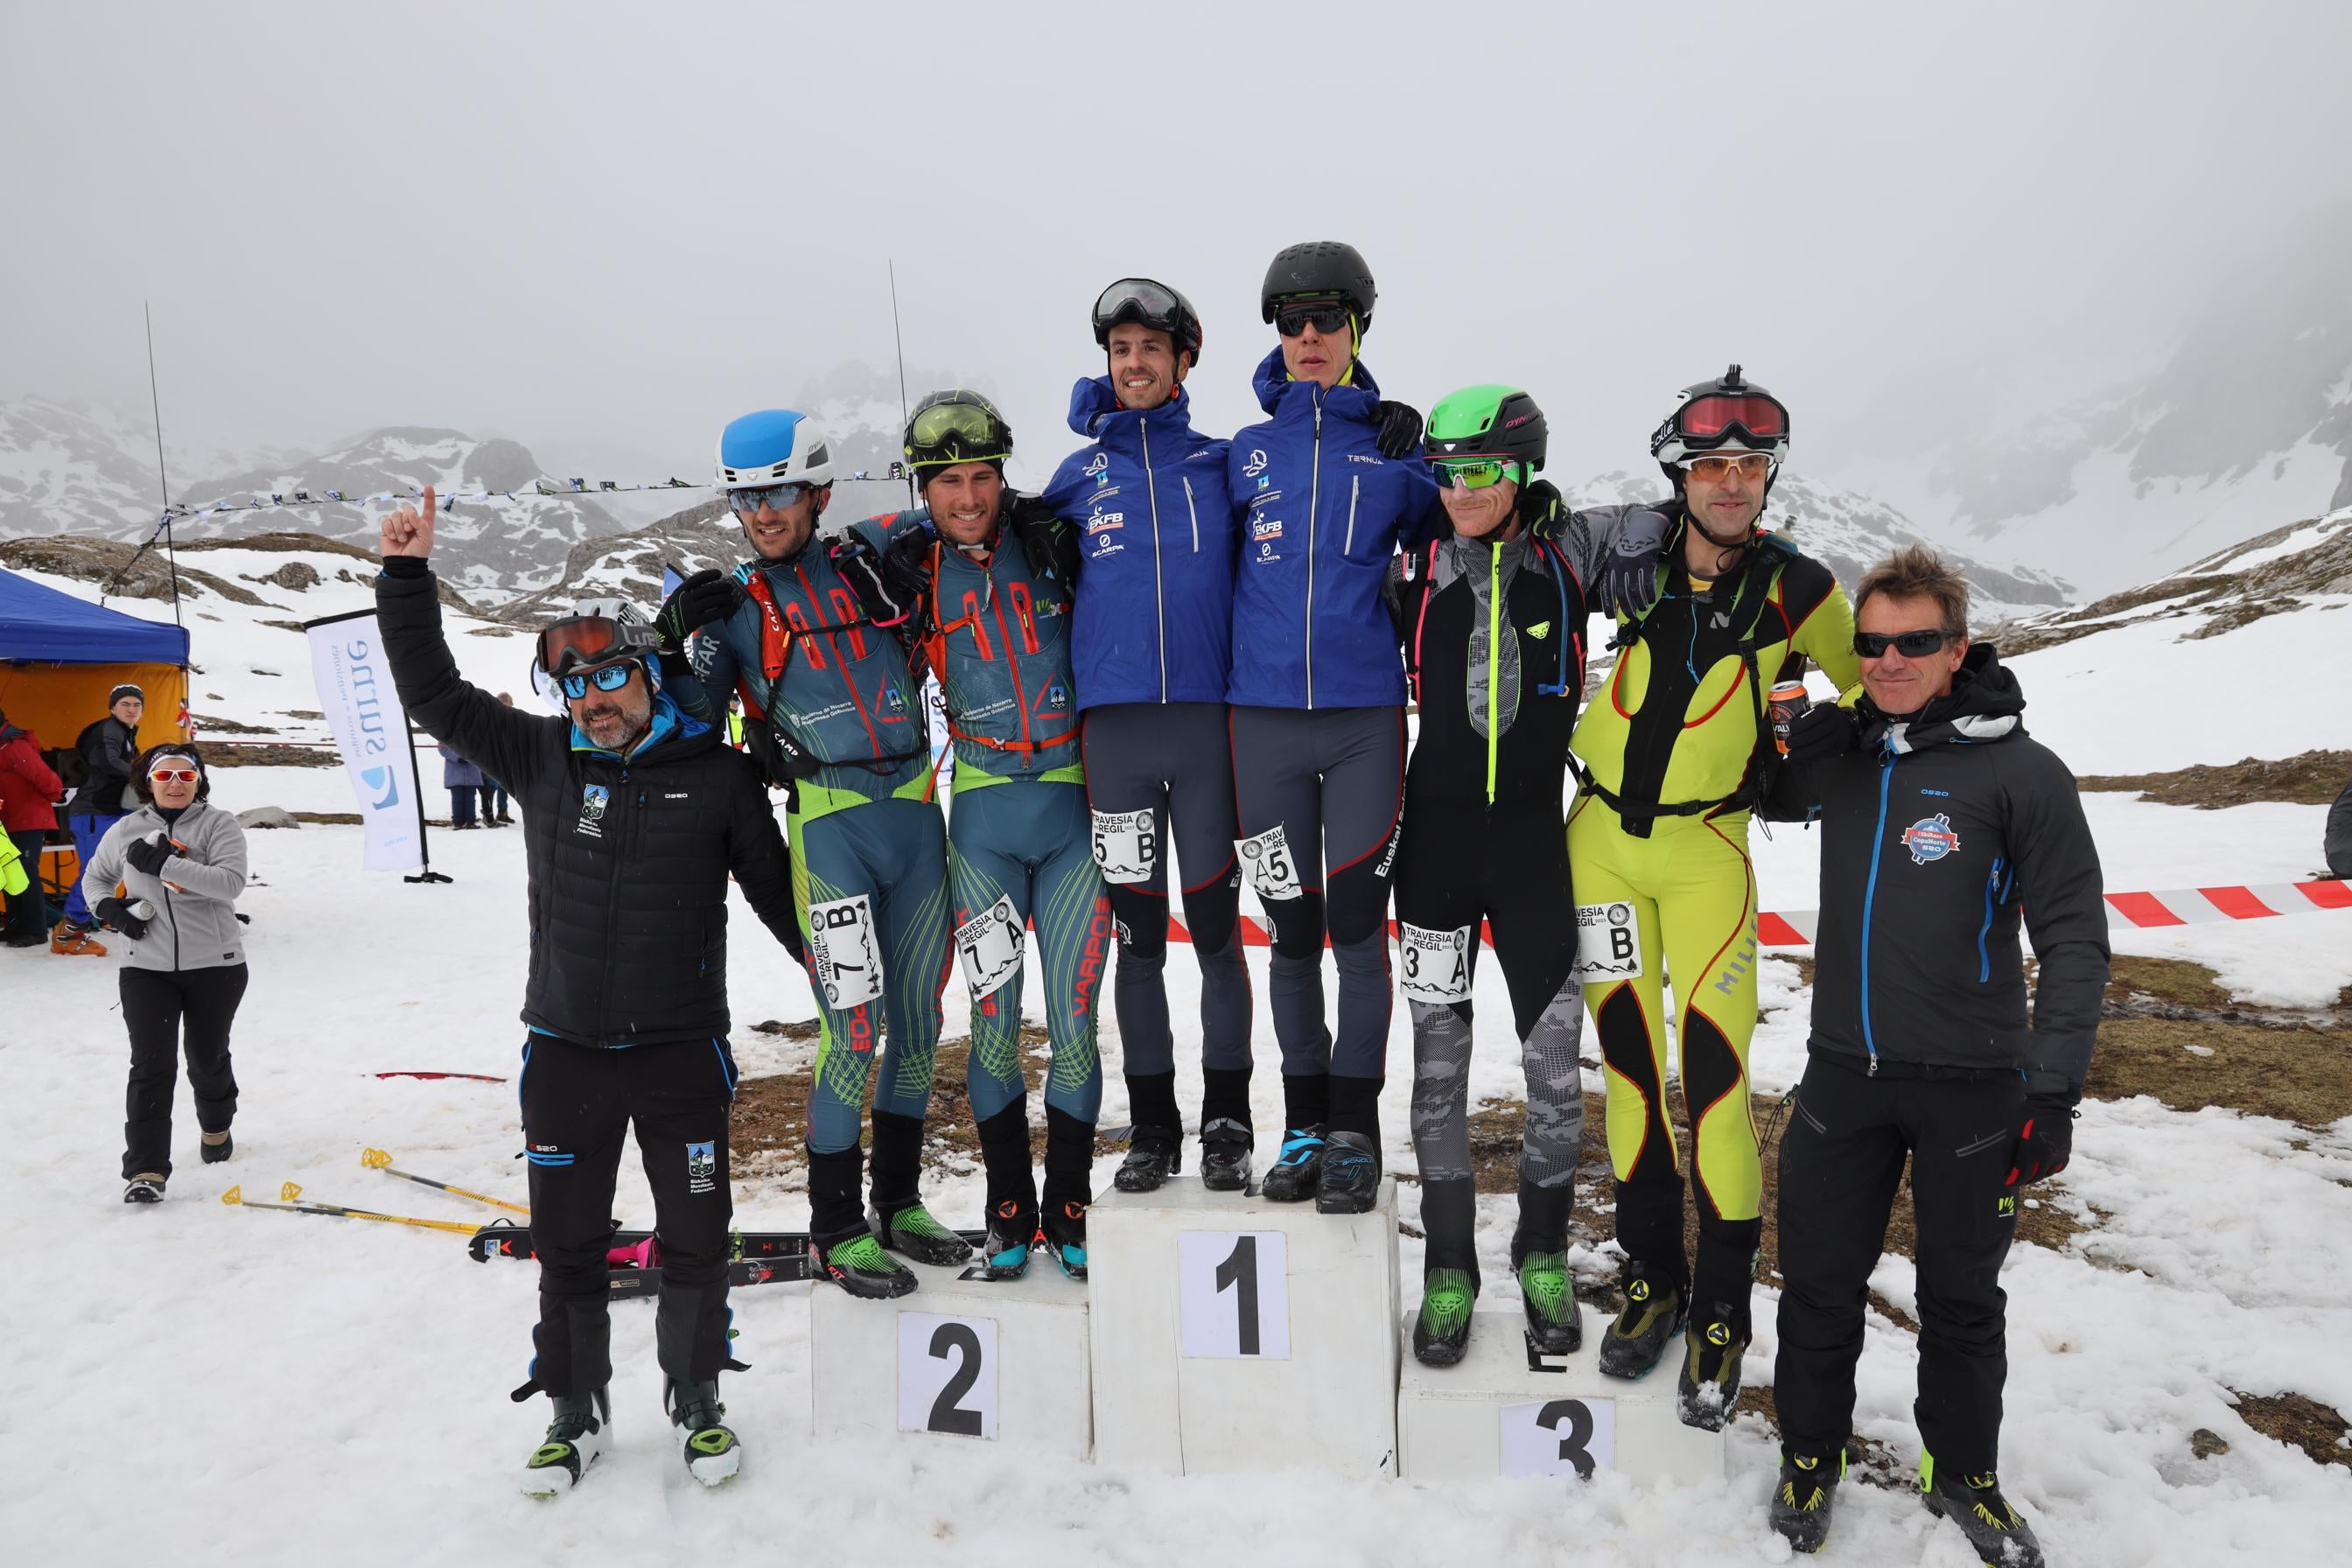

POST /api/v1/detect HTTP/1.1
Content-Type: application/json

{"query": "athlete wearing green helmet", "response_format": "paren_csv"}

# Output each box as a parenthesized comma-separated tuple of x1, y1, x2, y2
(1384, 385, 1661, 1365)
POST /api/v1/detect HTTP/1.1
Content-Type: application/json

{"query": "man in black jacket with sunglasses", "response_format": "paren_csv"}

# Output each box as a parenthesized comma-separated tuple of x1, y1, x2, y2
(1759, 544, 2105, 1566)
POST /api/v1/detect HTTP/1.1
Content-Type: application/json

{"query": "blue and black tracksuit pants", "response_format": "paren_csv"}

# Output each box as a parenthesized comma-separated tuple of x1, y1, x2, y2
(518, 1034, 741, 1395)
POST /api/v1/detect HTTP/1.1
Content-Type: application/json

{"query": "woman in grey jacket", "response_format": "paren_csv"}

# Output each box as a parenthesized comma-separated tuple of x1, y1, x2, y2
(79, 745, 250, 1202)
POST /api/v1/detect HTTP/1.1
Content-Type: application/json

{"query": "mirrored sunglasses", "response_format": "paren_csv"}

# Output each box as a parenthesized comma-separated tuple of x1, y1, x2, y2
(558, 662, 639, 699)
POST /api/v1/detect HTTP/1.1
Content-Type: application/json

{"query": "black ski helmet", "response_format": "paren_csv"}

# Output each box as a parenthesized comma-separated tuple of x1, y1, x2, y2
(1649, 363, 1790, 497)
(1093, 277, 1204, 366)
(1260, 241, 1377, 332)
(903, 389, 1014, 484)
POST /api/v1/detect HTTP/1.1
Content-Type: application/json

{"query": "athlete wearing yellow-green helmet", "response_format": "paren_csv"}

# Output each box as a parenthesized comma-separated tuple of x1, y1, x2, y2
(1566, 366, 1860, 1429)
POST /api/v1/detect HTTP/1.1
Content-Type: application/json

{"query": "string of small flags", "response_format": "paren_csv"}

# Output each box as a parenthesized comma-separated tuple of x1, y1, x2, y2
(150, 464, 911, 525)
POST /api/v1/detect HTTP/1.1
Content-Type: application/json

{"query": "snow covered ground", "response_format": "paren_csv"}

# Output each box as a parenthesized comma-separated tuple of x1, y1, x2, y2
(4, 541, 2349, 1564)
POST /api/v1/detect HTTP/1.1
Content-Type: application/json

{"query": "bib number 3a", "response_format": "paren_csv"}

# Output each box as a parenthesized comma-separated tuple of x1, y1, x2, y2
(1089, 808, 1158, 885)
(1398, 921, 1474, 1004)
(1571, 901, 1644, 983)
(808, 892, 885, 1008)
(955, 896, 1025, 1001)
(1236, 825, 1303, 902)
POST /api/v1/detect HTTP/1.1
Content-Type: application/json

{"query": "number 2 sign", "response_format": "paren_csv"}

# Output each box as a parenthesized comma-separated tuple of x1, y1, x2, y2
(1178, 1231, 1291, 1359)
(896, 1312, 998, 1439)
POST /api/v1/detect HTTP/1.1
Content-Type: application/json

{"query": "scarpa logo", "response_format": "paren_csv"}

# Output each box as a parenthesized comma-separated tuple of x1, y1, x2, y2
(1082, 451, 1109, 479)
(359, 764, 400, 811)
(1242, 449, 1269, 478)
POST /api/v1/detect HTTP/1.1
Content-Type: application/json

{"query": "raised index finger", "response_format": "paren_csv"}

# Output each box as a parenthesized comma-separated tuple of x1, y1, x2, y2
(423, 485, 438, 524)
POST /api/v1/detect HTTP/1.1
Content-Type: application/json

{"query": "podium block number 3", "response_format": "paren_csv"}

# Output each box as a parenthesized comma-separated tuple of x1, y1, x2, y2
(1501, 1396, 1616, 1479)
(1178, 1231, 1290, 1359)
(896, 1313, 998, 1438)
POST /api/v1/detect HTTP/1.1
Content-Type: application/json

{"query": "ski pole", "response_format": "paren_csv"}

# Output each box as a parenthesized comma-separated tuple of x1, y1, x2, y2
(360, 1148, 531, 1215)
(219, 1183, 481, 1236)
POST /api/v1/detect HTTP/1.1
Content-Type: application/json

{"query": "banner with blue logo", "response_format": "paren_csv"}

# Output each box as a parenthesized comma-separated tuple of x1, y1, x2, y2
(304, 609, 425, 873)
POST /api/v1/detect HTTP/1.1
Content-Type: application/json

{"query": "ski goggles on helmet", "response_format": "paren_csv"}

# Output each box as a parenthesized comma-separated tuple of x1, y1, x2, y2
(905, 402, 1011, 470)
(1273, 300, 1351, 338)
(725, 480, 816, 514)
(1853, 628, 1958, 659)
(1675, 393, 1788, 444)
(1094, 278, 1187, 345)
(1427, 455, 1518, 491)
(558, 662, 640, 698)
(536, 613, 659, 681)
(1678, 452, 1775, 481)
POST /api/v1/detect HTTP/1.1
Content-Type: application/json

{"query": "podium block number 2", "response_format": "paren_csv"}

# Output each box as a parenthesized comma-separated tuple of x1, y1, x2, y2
(1179, 1231, 1290, 1359)
(1501, 1396, 1616, 1479)
(897, 1313, 998, 1439)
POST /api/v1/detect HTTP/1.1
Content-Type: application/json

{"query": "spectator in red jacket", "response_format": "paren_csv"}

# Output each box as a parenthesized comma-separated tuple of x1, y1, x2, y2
(0, 704, 66, 948)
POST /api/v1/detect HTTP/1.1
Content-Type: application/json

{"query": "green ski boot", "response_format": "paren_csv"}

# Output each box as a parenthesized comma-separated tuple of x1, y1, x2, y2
(1410, 1269, 1477, 1367)
(811, 1230, 918, 1298)
(878, 1202, 972, 1266)
(1515, 1250, 1583, 1354)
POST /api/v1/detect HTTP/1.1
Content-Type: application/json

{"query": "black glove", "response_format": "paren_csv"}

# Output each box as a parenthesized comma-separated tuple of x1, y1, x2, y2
(880, 528, 935, 624)
(1782, 703, 1859, 766)
(830, 536, 916, 627)
(1373, 401, 1424, 461)
(124, 833, 177, 877)
(1517, 479, 1566, 542)
(655, 568, 746, 654)
(1005, 495, 1081, 586)
(2006, 1094, 2076, 1186)
(94, 895, 150, 941)
(1600, 508, 1670, 619)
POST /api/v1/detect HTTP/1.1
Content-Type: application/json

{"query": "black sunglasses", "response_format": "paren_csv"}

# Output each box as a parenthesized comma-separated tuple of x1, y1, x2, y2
(1853, 628, 1958, 659)
(1274, 301, 1350, 338)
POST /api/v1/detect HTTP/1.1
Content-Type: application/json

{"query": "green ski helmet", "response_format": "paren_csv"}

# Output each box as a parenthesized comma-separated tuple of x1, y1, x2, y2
(1422, 385, 1548, 491)
(903, 389, 1013, 486)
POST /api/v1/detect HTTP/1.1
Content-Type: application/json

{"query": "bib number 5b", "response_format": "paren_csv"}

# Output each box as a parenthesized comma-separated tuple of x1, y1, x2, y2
(1090, 808, 1158, 885)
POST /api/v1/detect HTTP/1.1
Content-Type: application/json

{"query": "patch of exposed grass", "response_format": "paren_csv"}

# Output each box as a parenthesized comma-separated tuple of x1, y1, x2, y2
(2076, 749, 2352, 809)
(2231, 1390, 2351, 1470)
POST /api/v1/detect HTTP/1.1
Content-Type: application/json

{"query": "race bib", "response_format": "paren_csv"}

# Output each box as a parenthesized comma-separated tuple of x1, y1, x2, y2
(1090, 808, 1158, 886)
(1571, 901, 1644, 983)
(1236, 825, 1303, 901)
(1398, 921, 1474, 1004)
(808, 892, 885, 1008)
(955, 896, 1026, 1001)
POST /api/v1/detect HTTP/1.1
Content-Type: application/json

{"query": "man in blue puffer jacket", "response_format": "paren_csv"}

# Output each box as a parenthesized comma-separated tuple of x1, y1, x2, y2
(1226, 240, 1445, 1214)
(1037, 278, 1256, 1197)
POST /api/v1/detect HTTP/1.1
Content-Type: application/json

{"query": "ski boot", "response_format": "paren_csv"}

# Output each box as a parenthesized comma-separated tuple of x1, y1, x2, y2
(122, 1172, 165, 1204)
(1921, 1452, 2044, 1568)
(1040, 1199, 1088, 1280)
(1260, 1125, 1326, 1202)
(200, 1130, 234, 1165)
(1768, 1447, 1843, 1553)
(876, 1202, 972, 1266)
(1114, 1125, 1182, 1193)
(51, 919, 107, 956)
(520, 1386, 610, 1497)
(809, 1230, 917, 1298)
(1597, 1261, 1685, 1379)
(1410, 1268, 1476, 1367)
(1514, 1250, 1583, 1354)
(1675, 1301, 1747, 1430)
(665, 1377, 741, 1488)
(1199, 1118, 1254, 1192)
(983, 1199, 1037, 1279)
(1315, 1130, 1381, 1214)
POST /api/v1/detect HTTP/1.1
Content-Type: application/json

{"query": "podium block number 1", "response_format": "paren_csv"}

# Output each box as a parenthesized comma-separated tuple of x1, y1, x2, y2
(1179, 1231, 1290, 1359)
(1500, 1396, 1616, 1479)
(897, 1313, 998, 1438)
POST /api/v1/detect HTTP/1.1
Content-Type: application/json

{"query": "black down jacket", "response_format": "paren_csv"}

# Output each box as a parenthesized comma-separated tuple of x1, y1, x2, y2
(377, 558, 800, 1046)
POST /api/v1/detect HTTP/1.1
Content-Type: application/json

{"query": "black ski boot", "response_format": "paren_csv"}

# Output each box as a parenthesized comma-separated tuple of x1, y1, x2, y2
(1676, 1300, 1749, 1431)
(806, 1143, 914, 1298)
(664, 1376, 741, 1487)
(1921, 1452, 2045, 1568)
(1410, 1268, 1477, 1367)
(1768, 1447, 1843, 1553)
(983, 1198, 1038, 1278)
(1199, 1118, 1254, 1191)
(1315, 1130, 1381, 1214)
(200, 1130, 234, 1164)
(1597, 1259, 1686, 1379)
(1038, 1107, 1094, 1281)
(122, 1172, 165, 1204)
(519, 1386, 610, 1497)
(1514, 1250, 1583, 1354)
(1040, 1199, 1088, 1280)
(1115, 1126, 1182, 1192)
(872, 1110, 970, 1266)
(1261, 1126, 1326, 1202)
(977, 1102, 1039, 1278)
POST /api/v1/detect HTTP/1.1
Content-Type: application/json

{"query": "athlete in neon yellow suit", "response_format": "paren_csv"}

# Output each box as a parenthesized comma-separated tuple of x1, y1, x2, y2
(1567, 367, 1859, 1431)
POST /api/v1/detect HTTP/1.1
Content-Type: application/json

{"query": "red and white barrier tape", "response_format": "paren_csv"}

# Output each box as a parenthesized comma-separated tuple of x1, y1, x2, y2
(1159, 880, 2349, 950)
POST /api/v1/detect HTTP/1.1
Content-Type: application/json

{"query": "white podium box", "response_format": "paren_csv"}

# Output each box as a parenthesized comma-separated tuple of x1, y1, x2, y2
(1396, 1306, 1725, 1485)
(1088, 1175, 1401, 1476)
(809, 1257, 1092, 1460)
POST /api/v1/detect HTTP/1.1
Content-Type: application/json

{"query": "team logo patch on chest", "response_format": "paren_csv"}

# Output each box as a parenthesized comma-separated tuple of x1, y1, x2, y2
(576, 783, 611, 839)
(1902, 813, 1960, 864)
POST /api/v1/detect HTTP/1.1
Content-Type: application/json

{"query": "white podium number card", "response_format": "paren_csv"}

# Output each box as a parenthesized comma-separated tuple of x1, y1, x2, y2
(1178, 1231, 1290, 1359)
(897, 1313, 999, 1439)
(1500, 1396, 1616, 1479)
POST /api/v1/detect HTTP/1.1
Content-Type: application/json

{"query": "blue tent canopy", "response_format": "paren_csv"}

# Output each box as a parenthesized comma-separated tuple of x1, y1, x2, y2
(0, 567, 190, 665)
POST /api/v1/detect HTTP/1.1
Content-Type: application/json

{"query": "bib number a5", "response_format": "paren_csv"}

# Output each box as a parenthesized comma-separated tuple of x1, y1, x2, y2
(1236, 825, 1303, 902)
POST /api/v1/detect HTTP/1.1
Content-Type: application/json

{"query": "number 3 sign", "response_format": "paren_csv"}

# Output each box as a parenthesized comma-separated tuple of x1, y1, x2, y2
(1178, 1231, 1291, 1359)
(897, 1313, 998, 1439)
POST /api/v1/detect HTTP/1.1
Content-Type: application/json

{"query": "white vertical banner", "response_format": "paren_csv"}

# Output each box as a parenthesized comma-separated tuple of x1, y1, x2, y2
(304, 609, 424, 873)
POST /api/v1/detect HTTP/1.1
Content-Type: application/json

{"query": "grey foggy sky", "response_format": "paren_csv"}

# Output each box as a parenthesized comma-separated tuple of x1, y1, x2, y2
(5, 0, 2348, 493)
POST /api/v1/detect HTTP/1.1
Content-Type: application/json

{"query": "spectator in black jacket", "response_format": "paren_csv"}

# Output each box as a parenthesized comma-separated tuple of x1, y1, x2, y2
(2326, 774, 2351, 879)
(55, 683, 145, 951)
(1757, 545, 2105, 1567)
(376, 487, 801, 1497)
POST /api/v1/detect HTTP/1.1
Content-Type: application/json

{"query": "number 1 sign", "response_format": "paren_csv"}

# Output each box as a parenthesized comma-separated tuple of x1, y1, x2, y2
(1178, 1231, 1291, 1359)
